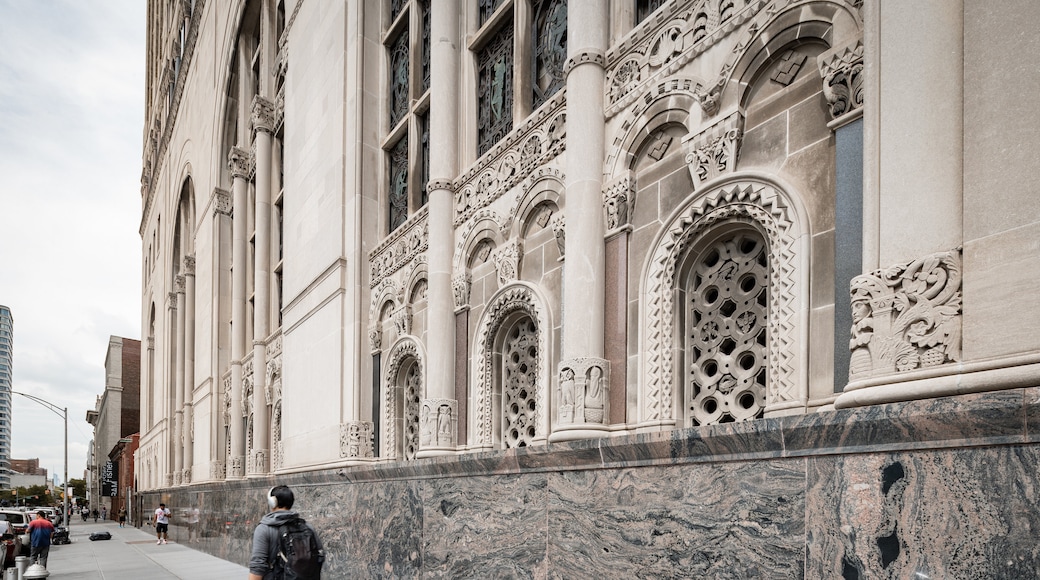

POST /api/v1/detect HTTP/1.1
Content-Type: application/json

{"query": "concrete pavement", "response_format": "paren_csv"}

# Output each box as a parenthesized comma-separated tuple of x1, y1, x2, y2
(29, 519, 248, 579)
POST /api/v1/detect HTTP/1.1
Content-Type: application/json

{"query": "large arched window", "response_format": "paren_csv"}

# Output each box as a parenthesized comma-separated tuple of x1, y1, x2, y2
(497, 314, 539, 448)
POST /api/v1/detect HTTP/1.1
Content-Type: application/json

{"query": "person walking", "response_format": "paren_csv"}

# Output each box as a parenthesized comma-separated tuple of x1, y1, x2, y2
(248, 485, 325, 580)
(118, 506, 127, 528)
(152, 502, 171, 545)
(101, 506, 107, 521)
(92, 508, 99, 522)
(27, 510, 55, 569)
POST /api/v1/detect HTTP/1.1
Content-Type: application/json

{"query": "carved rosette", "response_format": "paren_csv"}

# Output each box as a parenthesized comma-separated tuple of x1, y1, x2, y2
(228, 146, 251, 179)
(604, 171, 635, 231)
(557, 358, 610, 425)
(493, 240, 522, 285)
(229, 455, 245, 478)
(817, 39, 864, 121)
(340, 422, 374, 458)
(213, 187, 232, 216)
(252, 95, 276, 136)
(420, 398, 458, 449)
(452, 273, 472, 311)
(684, 111, 743, 189)
(848, 249, 962, 381)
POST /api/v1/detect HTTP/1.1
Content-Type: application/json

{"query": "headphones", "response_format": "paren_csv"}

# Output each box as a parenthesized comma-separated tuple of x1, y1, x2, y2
(267, 487, 278, 510)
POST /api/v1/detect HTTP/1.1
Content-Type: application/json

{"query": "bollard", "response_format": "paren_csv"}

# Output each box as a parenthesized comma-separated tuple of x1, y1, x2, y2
(21, 565, 48, 580)
(4, 567, 15, 580)
(14, 556, 27, 580)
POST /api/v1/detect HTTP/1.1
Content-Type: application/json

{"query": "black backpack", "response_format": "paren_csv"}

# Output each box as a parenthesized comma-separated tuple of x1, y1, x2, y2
(273, 516, 324, 580)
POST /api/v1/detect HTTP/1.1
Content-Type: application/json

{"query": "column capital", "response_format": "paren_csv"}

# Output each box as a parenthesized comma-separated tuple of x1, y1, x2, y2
(175, 275, 186, 293)
(817, 38, 865, 125)
(182, 254, 196, 276)
(228, 146, 251, 179)
(251, 95, 277, 136)
(563, 50, 606, 76)
(212, 187, 232, 216)
(427, 178, 455, 192)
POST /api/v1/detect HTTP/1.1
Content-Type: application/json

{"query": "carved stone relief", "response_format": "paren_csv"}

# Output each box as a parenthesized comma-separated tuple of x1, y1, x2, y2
(340, 422, 374, 459)
(229, 455, 244, 478)
(370, 207, 428, 288)
(551, 215, 566, 256)
(212, 187, 231, 217)
(558, 358, 610, 425)
(393, 305, 413, 336)
(452, 273, 472, 311)
(493, 240, 522, 285)
(683, 110, 743, 189)
(604, 171, 635, 231)
(848, 249, 962, 381)
(251, 95, 276, 136)
(420, 398, 458, 449)
(210, 460, 225, 480)
(817, 39, 864, 120)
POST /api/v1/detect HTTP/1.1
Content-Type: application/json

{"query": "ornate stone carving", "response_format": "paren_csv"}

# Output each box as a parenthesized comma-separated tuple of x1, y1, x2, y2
(340, 422, 374, 458)
(684, 110, 743, 189)
(228, 146, 251, 179)
(493, 240, 522, 285)
(642, 180, 806, 421)
(175, 275, 185, 294)
(166, 473, 174, 487)
(450, 274, 471, 311)
(173, 471, 182, 486)
(473, 284, 551, 447)
(251, 95, 276, 135)
(848, 249, 962, 381)
(393, 305, 413, 336)
(421, 399, 458, 449)
(210, 460, 225, 480)
(817, 39, 864, 120)
(221, 374, 232, 427)
(604, 171, 635, 230)
(228, 455, 245, 478)
(558, 358, 610, 425)
(265, 355, 281, 406)
(551, 214, 565, 256)
(168, 291, 178, 308)
(563, 50, 606, 75)
(182, 254, 195, 276)
(369, 207, 428, 288)
(251, 448, 268, 474)
(383, 339, 421, 459)
(182, 468, 191, 485)
(242, 360, 253, 418)
(369, 327, 383, 352)
(213, 187, 231, 216)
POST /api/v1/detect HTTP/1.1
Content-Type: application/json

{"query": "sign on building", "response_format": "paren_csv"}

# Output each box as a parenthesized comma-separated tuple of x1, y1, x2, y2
(100, 461, 117, 497)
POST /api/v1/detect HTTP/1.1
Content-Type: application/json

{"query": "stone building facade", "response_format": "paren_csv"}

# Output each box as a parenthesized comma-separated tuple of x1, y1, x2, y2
(86, 336, 141, 515)
(138, 0, 1040, 576)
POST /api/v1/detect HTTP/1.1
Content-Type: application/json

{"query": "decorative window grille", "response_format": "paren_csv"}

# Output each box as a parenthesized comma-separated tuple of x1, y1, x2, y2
(636, 0, 666, 23)
(419, 113, 430, 207)
(420, 0, 431, 93)
(477, 23, 514, 156)
(402, 359, 421, 460)
(685, 230, 768, 426)
(389, 30, 410, 128)
(502, 317, 538, 448)
(532, 0, 567, 109)
(390, 0, 406, 21)
(479, 0, 504, 26)
(389, 137, 409, 232)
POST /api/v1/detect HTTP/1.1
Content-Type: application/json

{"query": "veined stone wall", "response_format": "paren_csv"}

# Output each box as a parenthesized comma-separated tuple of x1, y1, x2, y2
(139, 389, 1040, 578)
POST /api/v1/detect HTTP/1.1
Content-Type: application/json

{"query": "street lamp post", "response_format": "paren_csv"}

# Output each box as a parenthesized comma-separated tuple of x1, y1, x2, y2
(12, 391, 68, 534)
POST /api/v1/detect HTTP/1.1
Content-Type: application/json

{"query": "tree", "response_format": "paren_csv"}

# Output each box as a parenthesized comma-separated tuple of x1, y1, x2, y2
(67, 478, 87, 501)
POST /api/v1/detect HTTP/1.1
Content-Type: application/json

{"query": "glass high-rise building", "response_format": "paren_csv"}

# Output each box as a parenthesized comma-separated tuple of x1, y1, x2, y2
(0, 306, 11, 489)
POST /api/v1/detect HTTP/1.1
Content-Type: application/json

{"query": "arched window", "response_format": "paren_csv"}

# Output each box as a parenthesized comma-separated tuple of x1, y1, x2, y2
(498, 314, 538, 448)
(680, 227, 768, 426)
(398, 358, 422, 459)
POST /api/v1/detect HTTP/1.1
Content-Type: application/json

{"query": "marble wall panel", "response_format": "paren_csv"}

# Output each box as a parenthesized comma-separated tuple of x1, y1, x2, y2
(422, 473, 549, 578)
(806, 446, 1040, 579)
(547, 461, 806, 579)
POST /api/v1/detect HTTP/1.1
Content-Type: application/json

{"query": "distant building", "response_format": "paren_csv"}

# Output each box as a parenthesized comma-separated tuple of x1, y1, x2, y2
(108, 433, 138, 519)
(8, 459, 47, 478)
(0, 306, 12, 489)
(85, 336, 141, 515)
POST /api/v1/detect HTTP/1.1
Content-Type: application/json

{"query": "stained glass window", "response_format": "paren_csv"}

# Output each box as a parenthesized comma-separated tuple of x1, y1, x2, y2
(420, 0, 431, 93)
(390, 0, 406, 22)
(479, 0, 504, 26)
(420, 113, 430, 207)
(636, 0, 666, 23)
(388, 136, 409, 232)
(389, 30, 410, 128)
(477, 23, 514, 156)
(533, 0, 567, 109)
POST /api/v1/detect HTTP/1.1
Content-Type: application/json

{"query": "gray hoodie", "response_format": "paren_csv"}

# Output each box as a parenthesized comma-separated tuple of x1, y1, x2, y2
(248, 510, 314, 578)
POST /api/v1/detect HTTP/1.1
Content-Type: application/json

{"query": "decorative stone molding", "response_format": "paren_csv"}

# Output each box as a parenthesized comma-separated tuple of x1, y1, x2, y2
(182, 468, 191, 485)
(228, 146, 251, 179)
(251, 448, 268, 474)
(452, 273, 472, 311)
(383, 339, 422, 460)
(182, 254, 195, 276)
(272, 441, 283, 471)
(420, 398, 458, 449)
(168, 291, 178, 308)
(210, 460, 225, 480)
(454, 93, 566, 225)
(683, 110, 744, 189)
(275, 37, 288, 83)
(563, 50, 606, 75)
(393, 305, 413, 336)
(370, 207, 428, 288)
(473, 284, 552, 447)
(427, 177, 454, 192)
(175, 275, 185, 293)
(369, 327, 383, 352)
(492, 240, 522, 285)
(166, 473, 174, 487)
(266, 333, 282, 358)
(817, 39, 864, 121)
(551, 214, 566, 256)
(557, 358, 610, 425)
(228, 455, 245, 478)
(848, 249, 962, 381)
(251, 95, 276, 135)
(340, 422, 374, 458)
(642, 179, 807, 422)
(265, 356, 281, 406)
(173, 471, 182, 486)
(604, 171, 635, 231)
(242, 360, 254, 418)
(213, 187, 232, 216)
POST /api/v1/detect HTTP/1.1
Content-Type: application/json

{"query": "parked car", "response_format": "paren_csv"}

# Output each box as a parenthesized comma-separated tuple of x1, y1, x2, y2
(0, 521, 20, 568)
(0, 511, 29, 556)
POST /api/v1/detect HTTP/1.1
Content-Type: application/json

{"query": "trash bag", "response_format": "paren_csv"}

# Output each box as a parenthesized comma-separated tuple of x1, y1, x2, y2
(88, 531, 112, 541)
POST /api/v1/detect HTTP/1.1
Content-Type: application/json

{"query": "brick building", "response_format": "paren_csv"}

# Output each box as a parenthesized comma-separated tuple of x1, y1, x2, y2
(85, 336, 140, 516)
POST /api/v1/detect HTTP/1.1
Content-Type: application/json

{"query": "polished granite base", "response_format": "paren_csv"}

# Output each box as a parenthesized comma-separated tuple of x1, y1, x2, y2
(140, 388, 1040, 578)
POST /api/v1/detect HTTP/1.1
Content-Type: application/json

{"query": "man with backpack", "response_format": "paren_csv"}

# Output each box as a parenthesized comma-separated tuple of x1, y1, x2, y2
(248, 485, 325, 580)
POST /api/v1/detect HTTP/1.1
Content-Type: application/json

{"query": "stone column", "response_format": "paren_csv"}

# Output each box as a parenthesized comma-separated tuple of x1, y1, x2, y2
(211, 187, 232, 480)
(173, 276, 185, 484)
(417, 1, 460, 458)
(249, 96, 274, 474)
(182, 255, 195, 483)
(552, 0, 610, 442)
(227, 145, 250, 478)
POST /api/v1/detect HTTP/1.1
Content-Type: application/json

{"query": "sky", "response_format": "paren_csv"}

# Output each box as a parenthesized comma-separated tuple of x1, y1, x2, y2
(0, 1, 145, 486)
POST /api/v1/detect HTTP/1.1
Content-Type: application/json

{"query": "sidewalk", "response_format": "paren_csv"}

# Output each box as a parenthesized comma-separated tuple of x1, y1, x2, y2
(35, 520, 247, 579)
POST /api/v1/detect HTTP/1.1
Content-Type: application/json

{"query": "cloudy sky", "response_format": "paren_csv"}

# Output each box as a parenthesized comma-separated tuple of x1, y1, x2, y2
(0, 1, 145, 486)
